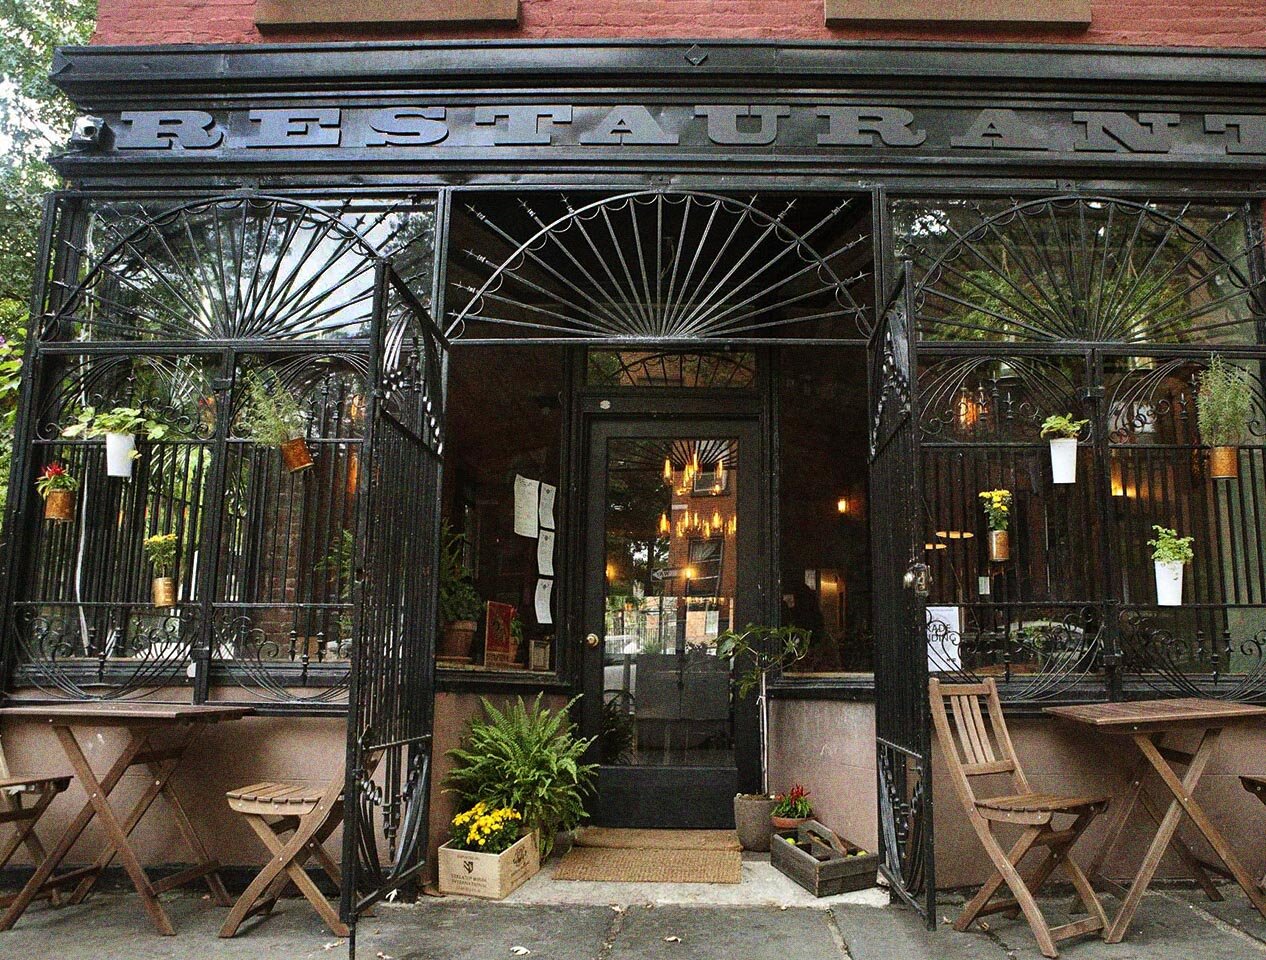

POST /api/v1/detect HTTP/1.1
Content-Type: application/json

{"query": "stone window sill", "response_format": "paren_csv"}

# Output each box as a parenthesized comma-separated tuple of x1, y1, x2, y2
(824, 0, 1090, 27)
(255, 0, 520, 29)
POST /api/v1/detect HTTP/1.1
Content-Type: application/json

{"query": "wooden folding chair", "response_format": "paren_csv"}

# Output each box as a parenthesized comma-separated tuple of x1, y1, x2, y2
(0, 735, 70, 909)
(219, 776, 347, 938)
(929, 678, 1111, 958)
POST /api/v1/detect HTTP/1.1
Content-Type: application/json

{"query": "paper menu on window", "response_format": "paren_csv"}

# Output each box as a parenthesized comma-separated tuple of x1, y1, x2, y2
(926, 606, 962, 673)
(534, 578, 554, 625)
(537, 530, 555, 576)
(539, 483, 556, 530)
(514, 475, 540, 538)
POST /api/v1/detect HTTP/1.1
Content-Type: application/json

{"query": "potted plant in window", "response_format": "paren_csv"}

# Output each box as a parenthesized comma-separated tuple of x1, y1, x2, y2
(144, 532, 179, 607)
(438, 522, 482, 664)
(979, 489, 1012, 562)
(770, 784, 814, 831)
(62, 405, 171, 479)
(1197, 355, 1252, 480)
(1150, 524, 1194, 607)
(717, 623, 810, 851)
(241, 370, 313, 473)
(36, 462, 79, 522)
(1040, 414, 1088, 485)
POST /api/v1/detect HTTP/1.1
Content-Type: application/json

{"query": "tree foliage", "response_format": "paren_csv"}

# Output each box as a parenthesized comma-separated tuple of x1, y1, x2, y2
(0, 0, 97, 512)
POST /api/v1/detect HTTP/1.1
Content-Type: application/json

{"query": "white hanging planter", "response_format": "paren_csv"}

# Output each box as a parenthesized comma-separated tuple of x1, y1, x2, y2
(1154, 561, 1184, 606)
(1049, 438, 1078, 484)
(104, 432, 137, 478)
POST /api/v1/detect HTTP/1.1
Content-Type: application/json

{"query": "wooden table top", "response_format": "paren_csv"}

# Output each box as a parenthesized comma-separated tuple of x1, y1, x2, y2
(1045, 698, 1266, 733)
(0, 703, 252, 725)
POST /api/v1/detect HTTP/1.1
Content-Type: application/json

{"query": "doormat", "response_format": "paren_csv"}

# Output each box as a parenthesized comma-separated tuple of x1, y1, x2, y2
(553, 846, 742, 884)
(574, 827, 742, 851)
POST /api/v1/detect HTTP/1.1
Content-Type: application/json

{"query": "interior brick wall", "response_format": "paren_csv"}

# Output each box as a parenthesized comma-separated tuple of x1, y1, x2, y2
(92, 0, 1266, 48)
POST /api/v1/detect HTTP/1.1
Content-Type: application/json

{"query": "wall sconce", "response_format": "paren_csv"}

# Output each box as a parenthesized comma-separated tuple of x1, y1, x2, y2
(837, 495, 849, 515)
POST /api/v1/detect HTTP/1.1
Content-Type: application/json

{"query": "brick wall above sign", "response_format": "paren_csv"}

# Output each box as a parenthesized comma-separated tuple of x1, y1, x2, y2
(824, 0, 1091, 27)
(255, 0, 520, 29)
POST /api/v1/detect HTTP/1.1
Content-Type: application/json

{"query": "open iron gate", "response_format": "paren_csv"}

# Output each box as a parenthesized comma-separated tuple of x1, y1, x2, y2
(341, 263, 447, 950)
(868, 263, 936, 925)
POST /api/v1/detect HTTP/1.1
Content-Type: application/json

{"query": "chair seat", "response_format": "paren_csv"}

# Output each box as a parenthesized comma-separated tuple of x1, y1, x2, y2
(0, 775, 70, 794)
(977, 792, 1110, 815)
(226, 781, 339, 817)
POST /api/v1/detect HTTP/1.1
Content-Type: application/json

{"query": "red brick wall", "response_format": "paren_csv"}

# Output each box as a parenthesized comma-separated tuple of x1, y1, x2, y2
(93, 0, 1266, 48)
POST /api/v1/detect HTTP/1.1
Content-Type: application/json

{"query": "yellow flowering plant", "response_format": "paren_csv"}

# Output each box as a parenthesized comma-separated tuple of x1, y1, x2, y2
(449, 801, 524, 854)
(978, 489, 1012, 531)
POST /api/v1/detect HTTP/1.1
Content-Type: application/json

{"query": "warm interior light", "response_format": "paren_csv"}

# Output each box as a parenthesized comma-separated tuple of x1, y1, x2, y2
(837, 496, 849, 515)
(659, 512, 671, 535)
(924, 542, 948, 551)
(663, 457, 673, 485)
(935, 529, 975, 540)
(956, 388, 981, 430)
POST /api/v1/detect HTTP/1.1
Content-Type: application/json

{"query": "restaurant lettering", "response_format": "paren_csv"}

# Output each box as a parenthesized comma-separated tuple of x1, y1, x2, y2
(108, 104, 1266, 158)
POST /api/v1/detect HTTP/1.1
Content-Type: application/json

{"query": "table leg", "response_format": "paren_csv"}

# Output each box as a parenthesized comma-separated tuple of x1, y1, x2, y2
(1068, 747, 1147, 914)
(1133, 729, 1266, 920)
(0, 728, 147, 931)
(52, 725, 175, 936)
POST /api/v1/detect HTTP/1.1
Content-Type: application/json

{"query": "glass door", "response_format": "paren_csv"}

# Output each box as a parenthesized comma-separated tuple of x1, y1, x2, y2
(582, 418, 762, 828)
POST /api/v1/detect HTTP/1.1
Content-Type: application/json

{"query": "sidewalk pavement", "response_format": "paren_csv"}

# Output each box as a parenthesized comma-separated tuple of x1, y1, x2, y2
(1, 884, 1264, 959)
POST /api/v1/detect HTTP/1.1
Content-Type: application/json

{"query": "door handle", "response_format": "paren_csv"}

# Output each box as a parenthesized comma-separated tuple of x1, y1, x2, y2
(586, 633, 601, 648)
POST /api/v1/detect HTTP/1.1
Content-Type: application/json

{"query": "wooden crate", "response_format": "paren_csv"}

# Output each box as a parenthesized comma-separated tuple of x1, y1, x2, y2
(771, 820, 878, 897)
(438, 831, 540, 900)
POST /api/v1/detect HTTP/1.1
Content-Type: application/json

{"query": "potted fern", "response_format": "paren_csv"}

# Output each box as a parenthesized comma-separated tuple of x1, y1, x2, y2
(144, 532, 179, 607)
(1197, 355, 1252, 480)
(717, 623, 810, 851)
(1040, 414, 1088, 485)
(1150, 525, 1194, 607)
(438, 522, 483, 664)
(36, 462, 79, 522)
(62, 405, 171, 478)
(241, 370, 312, 473)
(444, 694, 596, 860)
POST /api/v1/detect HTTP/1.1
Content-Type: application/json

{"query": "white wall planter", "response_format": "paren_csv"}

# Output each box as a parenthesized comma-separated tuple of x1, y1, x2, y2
(1155, 560, 1184, 606)
(104, 432, 136, 478)
(1049, 438, 1078, 484)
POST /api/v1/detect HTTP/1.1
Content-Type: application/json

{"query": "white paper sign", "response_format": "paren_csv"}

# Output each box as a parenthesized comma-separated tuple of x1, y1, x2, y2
(926, 606, 962, 673)
(537, 530, 555, 576)
(514, 475, 540, 538)
(539, 483, 556, 530)
(534, 578, 554, 625)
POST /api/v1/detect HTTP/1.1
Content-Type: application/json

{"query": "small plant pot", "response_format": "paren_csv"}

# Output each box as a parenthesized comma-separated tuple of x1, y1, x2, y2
(1049, 437, 1078, 484)
(771, 814, 813, 831)
(151, 576, 176, 608)
(734, 794, 776, 852)
(105, 432, 137, 478)
(279, 437, 314, 473)
(1155, 560, 1184, 606)
(43, 490, 76, 523)
(439, 620, 478, 664)
(988, 529, 1010, 562)
(1209, 446, 1239, 480)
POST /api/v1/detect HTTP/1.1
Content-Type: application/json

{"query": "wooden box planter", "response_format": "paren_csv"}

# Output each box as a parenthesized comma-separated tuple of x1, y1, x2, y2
(437, 831, 539, 900)
(772, 820, 878, 897)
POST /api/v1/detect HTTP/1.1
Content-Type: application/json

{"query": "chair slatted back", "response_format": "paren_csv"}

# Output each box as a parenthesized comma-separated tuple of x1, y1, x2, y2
(930, 679, 1031, 812)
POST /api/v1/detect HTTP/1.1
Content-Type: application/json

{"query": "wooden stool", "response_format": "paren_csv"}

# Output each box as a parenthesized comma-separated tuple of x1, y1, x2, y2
(1240, 775, 1266, 889)
(219, 778, 346, 938)
(0, 737, 70, 909)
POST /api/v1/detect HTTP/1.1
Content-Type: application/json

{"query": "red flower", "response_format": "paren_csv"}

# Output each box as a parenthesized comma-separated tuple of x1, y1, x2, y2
(788, 784, 809, 802)
(42, 462, 66, 479)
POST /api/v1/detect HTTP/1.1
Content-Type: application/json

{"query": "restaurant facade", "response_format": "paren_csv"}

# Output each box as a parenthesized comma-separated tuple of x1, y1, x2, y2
(3, 0, 1266, 933)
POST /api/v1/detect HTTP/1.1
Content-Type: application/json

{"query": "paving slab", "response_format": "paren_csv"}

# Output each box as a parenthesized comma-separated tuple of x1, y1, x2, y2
(830, 901, 1010, 960)
(607, 904, 842, 960)
(369, 901, 614, 960)
(1172, 886, 1266, 945)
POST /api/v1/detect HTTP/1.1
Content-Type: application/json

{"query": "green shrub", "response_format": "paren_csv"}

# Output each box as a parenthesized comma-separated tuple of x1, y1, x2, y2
(1197, 355, 1252, 447)
(444, 694, 596, 859)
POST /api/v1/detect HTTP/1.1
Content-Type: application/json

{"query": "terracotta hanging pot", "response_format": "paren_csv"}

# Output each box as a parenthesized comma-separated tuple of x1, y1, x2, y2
(988, 529, 1011, 563)
(279, 437, 314, 473)
(152, 576, 176, 608)
(43, 490, 75, 523)
(1209, 446, 1239, 480)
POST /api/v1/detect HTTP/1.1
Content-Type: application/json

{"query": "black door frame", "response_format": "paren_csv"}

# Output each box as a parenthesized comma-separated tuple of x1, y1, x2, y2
(575, 395, 767, 827)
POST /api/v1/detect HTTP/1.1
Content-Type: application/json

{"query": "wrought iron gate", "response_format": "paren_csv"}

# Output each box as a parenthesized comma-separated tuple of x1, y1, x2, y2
(868, 263, 935, 925)
(341, 263, 446, 947)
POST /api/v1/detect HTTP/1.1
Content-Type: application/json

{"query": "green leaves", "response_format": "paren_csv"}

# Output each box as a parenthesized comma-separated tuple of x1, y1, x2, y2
(716, 624, 811, 700)
(1197, 355, 1253, 448)
(1039, 414, 1089, 440)
(1149, 525, 1194, 565)
(444, 694, 596, 860)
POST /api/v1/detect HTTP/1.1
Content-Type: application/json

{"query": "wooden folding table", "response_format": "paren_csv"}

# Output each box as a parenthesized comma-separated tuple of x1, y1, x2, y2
(0, 703, 251, 935)
(1046, 698, 1266, 943)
